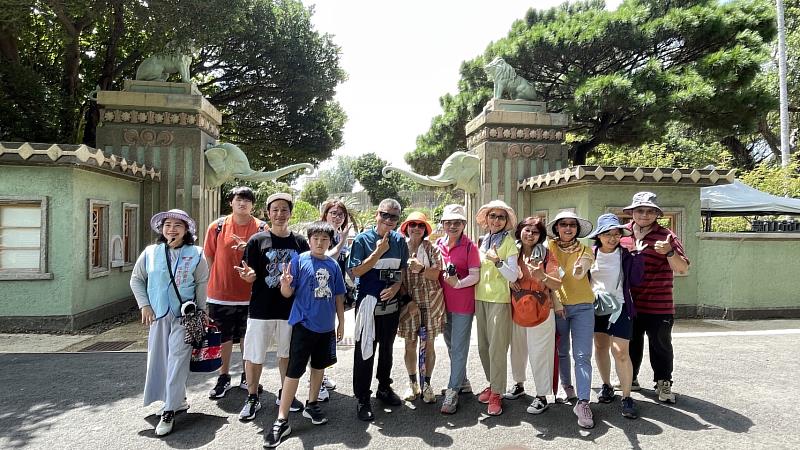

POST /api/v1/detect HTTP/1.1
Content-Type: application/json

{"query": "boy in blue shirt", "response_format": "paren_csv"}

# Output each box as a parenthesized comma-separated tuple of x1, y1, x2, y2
(264, 221, 346, 448)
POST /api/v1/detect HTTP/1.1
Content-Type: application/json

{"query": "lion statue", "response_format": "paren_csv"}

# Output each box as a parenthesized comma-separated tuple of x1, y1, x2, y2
(484, 57, 537, 101)
(135, 43, 194, 83)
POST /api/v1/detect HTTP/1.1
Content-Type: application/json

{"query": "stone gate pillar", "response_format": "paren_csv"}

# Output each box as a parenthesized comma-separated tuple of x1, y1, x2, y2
(464, 99, 569, 236)
(95, 80, 222, 238)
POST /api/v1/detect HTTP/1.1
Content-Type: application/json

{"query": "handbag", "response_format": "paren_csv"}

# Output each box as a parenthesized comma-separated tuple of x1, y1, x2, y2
(511, 288, 551, 327)
(593, 291, 622, 316)
(190, 324, 223, 372)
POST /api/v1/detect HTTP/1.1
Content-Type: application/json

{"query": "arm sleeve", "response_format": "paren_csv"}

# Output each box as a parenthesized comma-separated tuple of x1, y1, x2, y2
(456, 268, 480, 288)
(497, 254, 519, 282)
(129, 250, 150, 309)
(194, 252, 209, 309)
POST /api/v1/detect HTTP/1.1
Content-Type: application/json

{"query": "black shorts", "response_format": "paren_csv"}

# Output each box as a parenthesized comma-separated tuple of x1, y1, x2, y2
(594, 310, 633, 340)
(208, 303, 249, 343)
(286, 323, 337, 379)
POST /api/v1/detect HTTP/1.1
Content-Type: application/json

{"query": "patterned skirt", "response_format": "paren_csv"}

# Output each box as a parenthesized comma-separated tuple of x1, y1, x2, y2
(397, 279, 445, 340)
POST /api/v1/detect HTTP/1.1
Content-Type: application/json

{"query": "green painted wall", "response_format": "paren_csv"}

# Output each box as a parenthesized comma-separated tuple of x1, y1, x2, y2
(0, 165, 140, 317)
(696, 235, 800, 309)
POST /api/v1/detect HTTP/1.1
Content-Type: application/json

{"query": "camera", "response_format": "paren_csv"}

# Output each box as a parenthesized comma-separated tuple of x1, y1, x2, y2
(181, 300, 197, 316)
(445, 263, 457, 277)
(378, 269, 402, 284)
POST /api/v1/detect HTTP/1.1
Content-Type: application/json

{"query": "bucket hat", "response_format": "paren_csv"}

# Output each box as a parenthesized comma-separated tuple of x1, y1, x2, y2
(150, 209, 196, 235)
(400, 211, 432, 236)
(440, 204, 467, 221)
(546, 211, 593, 239)
(476, 200, 517, 232)
(587, 213, 632, 239)
(622, 191, 663, 217)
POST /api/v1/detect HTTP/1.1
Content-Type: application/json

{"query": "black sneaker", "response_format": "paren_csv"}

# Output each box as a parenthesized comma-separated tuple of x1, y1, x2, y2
(376, 387, 402, 406)
(275, 389, 304, 412)
(357, 398, 374, 421)
(263, 419, 291, 448)
(621, 396, 639, 419)
(209, 373, 232, 399)
(503, 383, 526, 400)
(240, 373, 264, 394)
(598, 383, 615, 403)
(302, 401, 328, 425)
(239, 395, 262, 421)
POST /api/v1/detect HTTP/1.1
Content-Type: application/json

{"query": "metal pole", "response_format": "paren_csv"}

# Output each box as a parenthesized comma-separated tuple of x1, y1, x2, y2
(776, 0, 791, 167)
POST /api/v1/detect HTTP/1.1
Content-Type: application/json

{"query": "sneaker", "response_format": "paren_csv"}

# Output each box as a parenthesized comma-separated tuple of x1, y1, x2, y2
(477, 386, 492, 404)
(302, 401, 328, 425)
(263, 419, 291, 448)
(155, 410, 174, 436)
(573, 400, 594, 429)
(356, 398, 374, 421)
(240, 373, 265, 394)
(239, 396, 262, 421)
(275, 389, 304, 412)
(422, 383, 436, 404)
(460, 379, 473, 394)
(322, 374, 337, 391)
(376, 387, 402, 406)
(440, 388, 459, 414)
(526, 396, 549, 415)
(487, 392, 503, 416)
(158, 399, 189, 415)
(209, 374, 232, 399)
(318, 385, 330, 402)
(562, 384, 578, 403)
(598, 383, 615, 403)
(503, 383, 526, 400)
(404, 381, 421, 402)
(616, 379, 641, 391)
(656, 380, 676, 404)
(621, 396, 639, 419)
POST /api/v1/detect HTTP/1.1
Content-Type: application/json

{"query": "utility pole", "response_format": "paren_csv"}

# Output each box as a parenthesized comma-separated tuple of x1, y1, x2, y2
(777, 0, 791, 167)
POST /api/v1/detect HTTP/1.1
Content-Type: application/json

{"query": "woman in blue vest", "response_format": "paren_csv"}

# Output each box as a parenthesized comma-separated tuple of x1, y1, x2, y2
(130, 209, 209, 436)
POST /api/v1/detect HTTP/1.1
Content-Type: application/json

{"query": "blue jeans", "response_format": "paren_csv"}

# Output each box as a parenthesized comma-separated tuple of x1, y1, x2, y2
(443, 312, 473, 390)
(556, 303, 595, 401)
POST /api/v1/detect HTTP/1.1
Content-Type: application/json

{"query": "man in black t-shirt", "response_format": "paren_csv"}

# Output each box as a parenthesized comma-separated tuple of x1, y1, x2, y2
(237, 193, 310, 421)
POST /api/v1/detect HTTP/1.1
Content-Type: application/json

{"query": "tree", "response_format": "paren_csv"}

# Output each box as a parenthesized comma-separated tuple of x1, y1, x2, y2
(0, 0, 346, 171)
(300, 179, 329, 207)
(317, 155, 357, 193)
(351, 153, 408, 208)
(407, 0, 777, 173)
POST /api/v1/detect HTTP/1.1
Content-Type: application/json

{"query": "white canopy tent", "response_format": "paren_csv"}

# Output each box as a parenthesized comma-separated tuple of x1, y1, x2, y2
(700, 180, 800, 231)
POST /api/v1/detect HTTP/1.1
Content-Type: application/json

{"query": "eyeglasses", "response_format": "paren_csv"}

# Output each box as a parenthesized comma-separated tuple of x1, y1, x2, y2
(327, 210, 345, 217)
(407, 222, 426, 229)
(488, 213, 507, 221)
(378, 211, 400, 222)
(441, 220, 464, 227)
(558, 222, 578, 228)
(633, 208, 659, 216)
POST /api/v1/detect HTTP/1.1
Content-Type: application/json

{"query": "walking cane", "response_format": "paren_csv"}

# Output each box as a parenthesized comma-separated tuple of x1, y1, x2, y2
(418, 308, 427, 390)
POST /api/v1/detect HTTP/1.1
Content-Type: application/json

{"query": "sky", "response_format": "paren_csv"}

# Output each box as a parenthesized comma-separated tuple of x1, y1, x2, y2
(301, 0, 622, 178)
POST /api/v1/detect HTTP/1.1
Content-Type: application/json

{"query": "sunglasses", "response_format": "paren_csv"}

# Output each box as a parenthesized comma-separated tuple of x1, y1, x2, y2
(406, 222, 426, 229)
(558, 222, 578, 228)
(441, 220, 464, 227)
(378, 211, 400, 222)
(488, 213, 507, 221)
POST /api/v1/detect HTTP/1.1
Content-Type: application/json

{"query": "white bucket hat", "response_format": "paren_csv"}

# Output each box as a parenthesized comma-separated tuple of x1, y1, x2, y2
(440, 204, 467, 221)
(476, 200, 517, 232)
(546, 211, 593, 239)
(150, 209, 196, 235)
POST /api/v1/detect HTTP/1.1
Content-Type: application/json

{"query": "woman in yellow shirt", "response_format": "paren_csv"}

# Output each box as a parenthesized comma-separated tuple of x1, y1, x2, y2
(546, 211, 596, 429)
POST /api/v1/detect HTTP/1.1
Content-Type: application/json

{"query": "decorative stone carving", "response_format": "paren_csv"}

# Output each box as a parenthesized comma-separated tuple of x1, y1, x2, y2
(204, 143, 313, 188)
(484, 57, 537, 101)
(467, 126, 565, 148)
(122, 129, 174, 147)
(506, 144, 547, 159)
(518, 166, 736, 191)
(382, 151, 481, 194)
(100, 108, 219, 138)
(135, 44, 194, 83)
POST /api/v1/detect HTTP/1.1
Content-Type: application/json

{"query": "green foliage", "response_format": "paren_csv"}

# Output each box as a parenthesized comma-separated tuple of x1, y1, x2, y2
(300, 179, 329, 207)
(0, 0, 346, 170)
(317, 155, 357, 193)
(351, 153, 409, 209)
(253, 180, 294, 212)
(739, 158, 800, 198)
(407, 0, 778, 173)
(289, 200, 318, 225)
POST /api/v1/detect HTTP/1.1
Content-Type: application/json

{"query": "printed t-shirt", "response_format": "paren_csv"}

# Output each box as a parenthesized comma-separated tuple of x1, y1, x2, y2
(348, 228, 408, 299)
(288, 252, 346, 333)
(475, 233, 518, 303)
(204, 215, 263, 304)
(436, 234, 480, 314)
(244, 231, 309, 320)
(620, 222, 688, 315)
(549, 241, 595, 305)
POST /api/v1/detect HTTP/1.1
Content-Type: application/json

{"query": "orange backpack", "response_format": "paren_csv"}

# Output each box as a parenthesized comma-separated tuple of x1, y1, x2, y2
(510, 249, 552, 327)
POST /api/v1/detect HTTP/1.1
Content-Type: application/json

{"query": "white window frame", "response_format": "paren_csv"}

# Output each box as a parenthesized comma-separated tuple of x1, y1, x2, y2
(122, 203, 139, 271)
(0, 196, 51, 280)
(88, 199, 111, 279)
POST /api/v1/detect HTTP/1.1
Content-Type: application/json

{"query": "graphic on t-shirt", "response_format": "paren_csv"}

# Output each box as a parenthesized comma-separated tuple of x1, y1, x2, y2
(314, 267, 332, 299)
(264, 248, 297, 288)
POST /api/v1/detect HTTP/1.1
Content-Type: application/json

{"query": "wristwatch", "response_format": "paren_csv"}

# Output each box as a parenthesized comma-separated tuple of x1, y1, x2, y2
(665, 250, 675, 257)
(494, 260, 503, 268)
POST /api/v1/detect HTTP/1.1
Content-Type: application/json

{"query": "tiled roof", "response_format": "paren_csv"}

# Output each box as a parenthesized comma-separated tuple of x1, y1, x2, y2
(518, 165, 735, 191)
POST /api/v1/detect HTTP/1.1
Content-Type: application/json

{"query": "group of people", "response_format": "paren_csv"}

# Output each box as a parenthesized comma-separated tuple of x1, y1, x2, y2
(130, 187, 689, 448)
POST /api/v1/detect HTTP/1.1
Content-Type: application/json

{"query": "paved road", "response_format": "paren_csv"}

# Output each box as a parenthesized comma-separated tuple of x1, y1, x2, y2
(2, 321, 799, 449)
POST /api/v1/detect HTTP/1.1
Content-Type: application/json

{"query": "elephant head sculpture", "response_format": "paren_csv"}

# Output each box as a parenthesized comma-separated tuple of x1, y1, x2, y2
(382, 151, 481, 194)
(204, 142, 314, 188)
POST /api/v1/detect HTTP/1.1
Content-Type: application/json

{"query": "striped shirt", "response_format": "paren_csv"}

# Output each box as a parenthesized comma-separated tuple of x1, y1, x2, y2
(620, 222, 689, 315)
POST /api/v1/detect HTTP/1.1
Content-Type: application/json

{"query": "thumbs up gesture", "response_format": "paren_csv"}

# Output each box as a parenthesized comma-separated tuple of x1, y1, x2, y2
(408, 252, 424, 274)
(486, 244, 500, 263)
(279, 262, 293, 287)
(654, 234, 674, 255)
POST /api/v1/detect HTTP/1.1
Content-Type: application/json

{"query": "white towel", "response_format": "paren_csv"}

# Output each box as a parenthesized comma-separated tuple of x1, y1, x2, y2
(354, 294, 377, 360)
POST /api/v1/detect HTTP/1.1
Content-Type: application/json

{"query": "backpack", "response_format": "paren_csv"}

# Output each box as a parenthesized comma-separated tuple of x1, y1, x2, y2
(215, 216, 268, 236)
(510, 247, 552, 327)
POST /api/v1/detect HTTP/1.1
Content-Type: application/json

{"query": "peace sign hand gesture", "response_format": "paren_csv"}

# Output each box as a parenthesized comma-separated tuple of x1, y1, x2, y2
(279, 263, 293, 288)
(634, 239, 648, 253)
(235, 261, 256, 283)
(230, 234, 248, 251)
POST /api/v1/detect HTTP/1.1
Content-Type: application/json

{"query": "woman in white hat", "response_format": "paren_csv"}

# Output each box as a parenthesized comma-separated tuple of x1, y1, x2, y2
(435, 204, 481, 414)
(545, 211, 595, 429)
(129, 209, 209, 436)
(473, 200, 518, 416)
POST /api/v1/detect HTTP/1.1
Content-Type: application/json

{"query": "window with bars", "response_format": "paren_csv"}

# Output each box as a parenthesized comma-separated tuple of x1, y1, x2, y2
(0, 197, 50, 280)
(122, 203, 139, 267)
(88, 200, 110, 278)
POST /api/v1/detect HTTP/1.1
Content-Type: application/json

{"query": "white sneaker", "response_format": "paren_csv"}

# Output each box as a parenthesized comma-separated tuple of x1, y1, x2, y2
(656, 380, 676, 404)
(318, 385, 330, 402)
(404, 381, 421, 401)
(422, 383, 436, 404)
(322, 374, 337, 390)
(155, 411, 174, 436)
